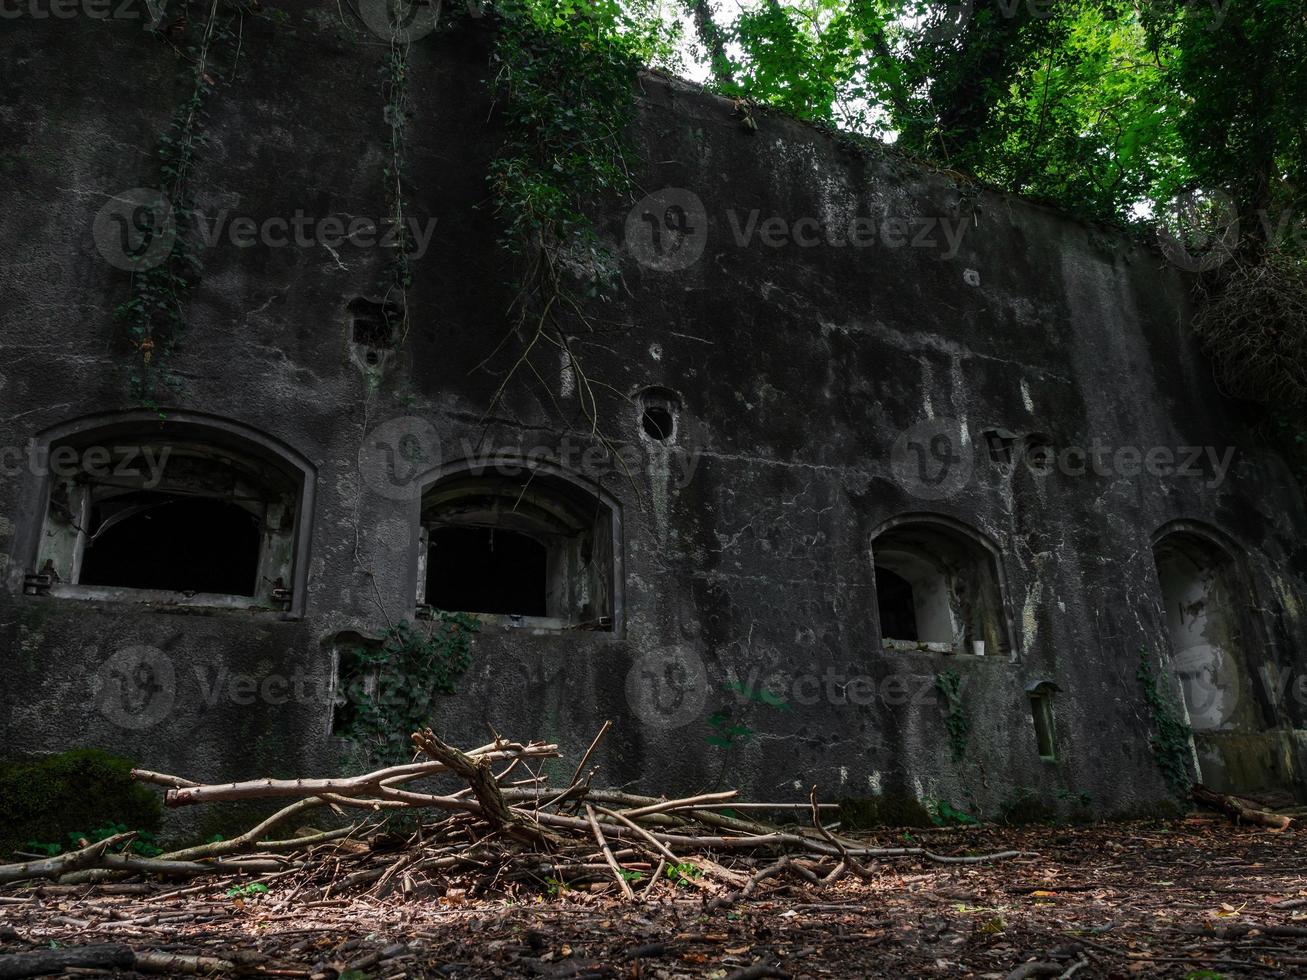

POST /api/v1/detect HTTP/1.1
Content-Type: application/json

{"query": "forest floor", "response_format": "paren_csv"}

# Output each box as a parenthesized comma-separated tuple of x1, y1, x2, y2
(2, 816, 1306, 979)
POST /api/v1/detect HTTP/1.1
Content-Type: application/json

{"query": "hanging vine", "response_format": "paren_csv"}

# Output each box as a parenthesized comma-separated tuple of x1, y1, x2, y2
(113, 0, 282, 406)
(1136, 646, 1195, 800)
(478, 0, 672, 456)
(379, 37, 414, 350)
(934, 670, 969, 763)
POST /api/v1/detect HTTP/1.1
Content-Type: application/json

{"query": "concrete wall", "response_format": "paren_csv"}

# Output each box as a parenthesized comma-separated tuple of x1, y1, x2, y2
(2, 3, 1306, 831)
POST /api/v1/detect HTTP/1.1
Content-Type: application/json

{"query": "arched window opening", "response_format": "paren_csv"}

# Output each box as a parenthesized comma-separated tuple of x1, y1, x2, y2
(1152, 529, 1265, 733)
(418, 469, 616, 630)
(872, 518, 1010, 657)
(32, 430, 304, 611)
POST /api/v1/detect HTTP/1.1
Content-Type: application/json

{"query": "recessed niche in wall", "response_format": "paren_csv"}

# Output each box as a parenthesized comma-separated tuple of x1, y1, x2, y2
(982, 428, 1017, 466)
(1152, 525, 1267, 734)
(1027, 681, 1059, 761)
(348, 297, 402, 369)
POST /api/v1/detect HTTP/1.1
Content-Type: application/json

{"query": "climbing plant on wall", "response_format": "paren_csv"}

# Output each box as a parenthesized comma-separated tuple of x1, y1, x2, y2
(935, 670, 969, 763)
(378, 36, 415, 353)
(336, 614, 481, 766)
(1137, 646, 1195, 800)
(114, 0, 285, 407)
(477, 0, 678, 452)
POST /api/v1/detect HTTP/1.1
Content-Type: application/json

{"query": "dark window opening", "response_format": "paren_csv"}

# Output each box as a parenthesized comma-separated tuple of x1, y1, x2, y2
(1030, 691, 1057, 760)
(79, 492, 260, 596)
(875, 566, 918, 642)
(642, 406, 675, 442)
(425, 525, 547, 618)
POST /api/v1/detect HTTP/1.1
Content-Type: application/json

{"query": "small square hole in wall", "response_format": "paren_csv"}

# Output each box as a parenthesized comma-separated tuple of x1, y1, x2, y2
(348, 297, 401, 364)
(983, 428, 1017, 466)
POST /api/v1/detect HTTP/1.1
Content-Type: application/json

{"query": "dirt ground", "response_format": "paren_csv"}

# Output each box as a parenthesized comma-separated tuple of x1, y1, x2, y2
(2, 817, 1306, 979)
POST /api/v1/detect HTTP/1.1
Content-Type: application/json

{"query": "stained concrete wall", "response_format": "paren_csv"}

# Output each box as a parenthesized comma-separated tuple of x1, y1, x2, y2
(2, 3, 1306, 833)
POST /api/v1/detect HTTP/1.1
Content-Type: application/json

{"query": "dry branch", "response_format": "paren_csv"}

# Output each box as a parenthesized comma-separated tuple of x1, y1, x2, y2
(0, 834, 134, 884)
(1192, 784, 1293, 830)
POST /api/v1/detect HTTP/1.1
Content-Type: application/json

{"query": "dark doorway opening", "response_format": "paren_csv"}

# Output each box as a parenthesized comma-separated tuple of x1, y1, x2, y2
(426, 526, 548, 617)
(79, 492, 260, 596)
(875, 566, 918, 642)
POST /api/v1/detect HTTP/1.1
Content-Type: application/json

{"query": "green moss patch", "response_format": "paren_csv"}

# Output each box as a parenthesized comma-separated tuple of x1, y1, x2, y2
(0, 749, 161, 858)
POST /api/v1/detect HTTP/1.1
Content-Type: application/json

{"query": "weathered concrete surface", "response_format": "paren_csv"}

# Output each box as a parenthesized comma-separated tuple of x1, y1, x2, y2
(1, 4, 1305, 839)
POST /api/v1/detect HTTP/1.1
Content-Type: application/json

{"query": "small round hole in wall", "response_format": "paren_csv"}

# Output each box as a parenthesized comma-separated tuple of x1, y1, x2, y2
(364, 349, 381, 366)
(642, 406, 674, 442)
(636, 387, 681, 444)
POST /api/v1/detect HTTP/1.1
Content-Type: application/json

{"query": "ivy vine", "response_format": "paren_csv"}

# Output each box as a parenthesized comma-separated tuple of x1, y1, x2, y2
(480, 0, 654, 454)
(935, 670, 968, 763)
(379, 40, 414, 347)
(335, 614, 480, 766)
(114, 0, 281, 406)
(1136, 646, 1195, 799)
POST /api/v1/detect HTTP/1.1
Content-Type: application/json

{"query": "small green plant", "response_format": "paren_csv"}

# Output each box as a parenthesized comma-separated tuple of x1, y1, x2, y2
(705, 710, 753, 749)
(665, 862, 702, 886)
(935, 670, 969, 762)
(706, 681, 790, 749)
(619, 869, 644, 884)
(335, 614, 479, 765)
(997, 788, 1057, 825)
(544, 876, 569, 896)
(47, 823, 164, 858)
(1137, 646, 1195, 799)
(225, 882, 270, 899)
(1057, 789, 1095, 810)
(927, 800, 979, 827)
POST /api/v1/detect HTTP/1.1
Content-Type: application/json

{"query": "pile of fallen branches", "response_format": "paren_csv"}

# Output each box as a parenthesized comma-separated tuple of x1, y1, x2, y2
(0, 725, 1027, 905)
